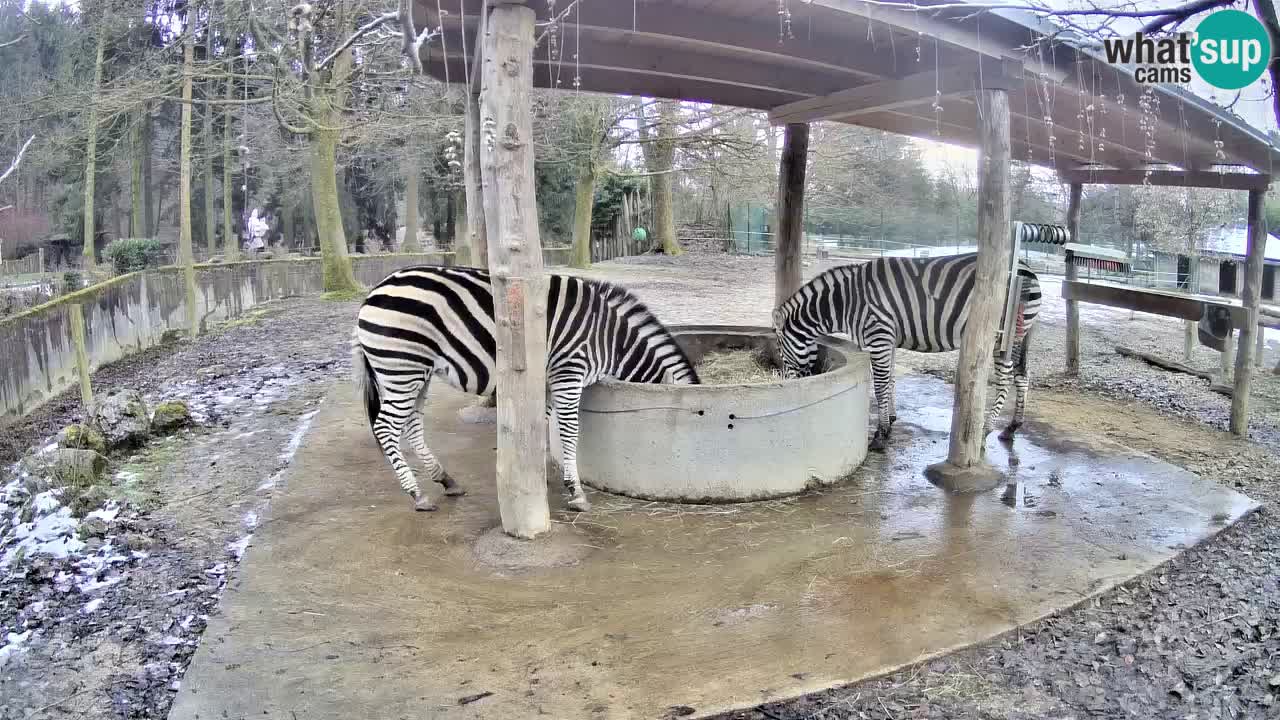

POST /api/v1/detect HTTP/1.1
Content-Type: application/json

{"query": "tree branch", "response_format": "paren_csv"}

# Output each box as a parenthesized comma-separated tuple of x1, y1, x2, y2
(0, 34, 25, 50)
(317, 11, 399, 70)
(1139, 0, 1235, 33)
(0, 135, 35, 187)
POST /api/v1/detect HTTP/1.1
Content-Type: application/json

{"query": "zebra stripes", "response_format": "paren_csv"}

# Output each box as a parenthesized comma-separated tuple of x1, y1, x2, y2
(354, 265, 699, 512)
(773, 253, 1041, 450)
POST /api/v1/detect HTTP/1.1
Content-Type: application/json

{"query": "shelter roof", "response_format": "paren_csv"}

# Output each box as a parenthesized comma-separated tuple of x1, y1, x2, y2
(417, 0, 1280, 180)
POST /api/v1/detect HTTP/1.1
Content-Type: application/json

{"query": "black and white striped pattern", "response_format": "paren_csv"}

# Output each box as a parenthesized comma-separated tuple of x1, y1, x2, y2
(354, 265, 699, 512)
(773, 253, 1041, 449)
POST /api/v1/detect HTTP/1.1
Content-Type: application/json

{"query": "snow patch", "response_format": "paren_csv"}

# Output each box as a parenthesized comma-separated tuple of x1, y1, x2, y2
(279, 410, 319, 463)
(82, 598, 105, 614)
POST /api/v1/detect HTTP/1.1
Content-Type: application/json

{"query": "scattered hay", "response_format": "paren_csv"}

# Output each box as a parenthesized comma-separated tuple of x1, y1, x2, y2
(695, 349, 782, 385)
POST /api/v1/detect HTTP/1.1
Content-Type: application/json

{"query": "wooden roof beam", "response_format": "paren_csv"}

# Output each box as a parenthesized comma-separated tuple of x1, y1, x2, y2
(432, 31, 844, 100)
(422, 1, 909, 84)
(806, 0, 1067, 82)
(769, 57, 1022, 125)
(1058, 167, 1272, 190)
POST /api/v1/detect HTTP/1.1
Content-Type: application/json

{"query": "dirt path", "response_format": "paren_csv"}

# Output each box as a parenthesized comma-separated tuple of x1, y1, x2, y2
(0, 297, 359, 720)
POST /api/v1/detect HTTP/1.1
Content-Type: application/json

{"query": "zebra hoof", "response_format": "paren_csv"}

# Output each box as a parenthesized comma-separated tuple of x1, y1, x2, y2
(413, 496, 439, 512)
(438, 474, 467, 496)
(868, 435, 887, 452)
(998, 425, 1019, 443)
(566, 495, 592, 512)
(889, 414, 898, 424)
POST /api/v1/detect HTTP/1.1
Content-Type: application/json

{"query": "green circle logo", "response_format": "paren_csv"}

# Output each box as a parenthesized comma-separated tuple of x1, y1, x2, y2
(1192, 10, 1271, 90)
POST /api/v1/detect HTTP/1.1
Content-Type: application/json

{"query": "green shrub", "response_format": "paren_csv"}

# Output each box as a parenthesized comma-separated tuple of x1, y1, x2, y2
(62, 271, 82, 293)
(105, 238, 163, 275)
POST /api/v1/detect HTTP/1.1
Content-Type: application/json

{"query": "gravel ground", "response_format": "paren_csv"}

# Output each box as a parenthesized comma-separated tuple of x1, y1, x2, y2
(0, 296, 360, 720)
(4, 251, 1278, 720)
(578, 251, 1280, 720)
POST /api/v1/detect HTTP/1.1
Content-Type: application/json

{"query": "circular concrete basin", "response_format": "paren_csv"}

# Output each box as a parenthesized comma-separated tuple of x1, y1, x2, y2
(576, 325, 870, 503)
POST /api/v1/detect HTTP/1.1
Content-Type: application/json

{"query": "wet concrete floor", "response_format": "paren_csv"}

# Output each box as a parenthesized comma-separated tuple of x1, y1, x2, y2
(168, 374, 1257, 720)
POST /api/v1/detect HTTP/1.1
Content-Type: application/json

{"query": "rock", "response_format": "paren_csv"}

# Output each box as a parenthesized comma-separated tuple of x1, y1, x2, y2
(119, 533, 155, 552)
(51, 448, 109, 488)
(160, 329, 184, 344)
(91, 391, 151, 450)
(78, 516, 110, 539)
(151, 400, 192, 433)
(69, 485, 113, 518)
(58, 424, 107, 454)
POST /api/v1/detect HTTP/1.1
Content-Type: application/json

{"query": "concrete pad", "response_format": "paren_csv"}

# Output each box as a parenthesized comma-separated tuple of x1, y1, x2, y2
(169, 374, 1258, 720)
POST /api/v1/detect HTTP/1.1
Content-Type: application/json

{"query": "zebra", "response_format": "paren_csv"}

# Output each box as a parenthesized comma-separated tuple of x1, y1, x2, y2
(353, 265, 700, 513)
(773, 253, 1041, 451)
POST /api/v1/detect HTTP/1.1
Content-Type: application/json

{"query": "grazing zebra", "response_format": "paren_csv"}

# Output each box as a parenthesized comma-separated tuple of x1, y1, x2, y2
(773, 253, 1041, 450)
(353, 265, 699, 513)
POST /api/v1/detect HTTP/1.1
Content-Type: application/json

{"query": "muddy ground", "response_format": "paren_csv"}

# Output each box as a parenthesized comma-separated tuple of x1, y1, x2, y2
(580, 253, 1280, 720)
(2, 251, 1279, 719)
(0, 297, 358, 720)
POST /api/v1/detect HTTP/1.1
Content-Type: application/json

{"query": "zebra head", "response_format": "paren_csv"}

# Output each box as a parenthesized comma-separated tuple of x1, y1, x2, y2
(773, 304, 814, 379)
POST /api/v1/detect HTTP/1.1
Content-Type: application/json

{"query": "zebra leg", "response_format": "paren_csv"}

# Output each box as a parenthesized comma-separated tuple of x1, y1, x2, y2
(985, 354, 1014, 437)
(372, 377, 437, 511)
(549, 377, 590, 512)
(867, 341, 895, 451)
(1000, 332, 1034, 442)
(404, 387, 465, 497)
(887, 348, 898, 424)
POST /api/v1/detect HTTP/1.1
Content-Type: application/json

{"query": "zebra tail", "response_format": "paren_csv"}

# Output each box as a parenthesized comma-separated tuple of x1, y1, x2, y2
(352, 339, 381, 431)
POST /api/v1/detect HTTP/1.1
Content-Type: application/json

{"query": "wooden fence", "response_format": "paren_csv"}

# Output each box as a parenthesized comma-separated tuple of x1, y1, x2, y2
(0, 248, 43, 278)
(591, 230, 650, 262)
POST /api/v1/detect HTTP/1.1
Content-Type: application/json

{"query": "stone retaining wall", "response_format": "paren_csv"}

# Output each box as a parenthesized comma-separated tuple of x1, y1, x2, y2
(0, 253, 460, 423)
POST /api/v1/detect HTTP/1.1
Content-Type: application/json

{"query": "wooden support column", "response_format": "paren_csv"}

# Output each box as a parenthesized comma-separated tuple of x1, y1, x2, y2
(1230, 187, 1269, 435)
(1221, 329, 1235, 380)
(461, 4, 488, 268)
(463, 83, 487, 267)
(1257, 329, 1266, 367)
(1184, 320, 1195, 361)
(774, 122, 809, 308)
(926, 84, 1012, 492)
(1064, 183, 1083, 375)
(479, 1, 551, 539)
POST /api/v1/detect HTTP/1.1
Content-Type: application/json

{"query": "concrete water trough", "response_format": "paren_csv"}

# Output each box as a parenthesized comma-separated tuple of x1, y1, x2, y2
(575, 325, 871, 503)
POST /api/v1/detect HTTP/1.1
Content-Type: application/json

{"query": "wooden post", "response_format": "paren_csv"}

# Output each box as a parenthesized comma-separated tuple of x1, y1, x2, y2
(461, 9, 488, 269)
(774, 122, 809, 308)
(69, 303, 94, 413)
(480, 2, 551, 539)
(1231, 187, 1268, 435)
(1064, 183, 1083, 375)
(1184, 320, 1195, 361)
(1220, 329, 1234, 380)
(38, 247, 45, 273)
(926, 85, 1012, 492)
(1257, 327, 1266, 367)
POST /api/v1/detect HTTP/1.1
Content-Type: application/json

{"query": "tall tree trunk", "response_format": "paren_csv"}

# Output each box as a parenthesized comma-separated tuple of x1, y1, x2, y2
(130, 115, 145, 237)
(570, 157, 596, 268)
(222, 71, 238, 260)
(445, 192, 456, 246)
(308, 51, 359, 293)
(282, 203, 294, 249)
(639, 100, 682, 256)
(203, 97, 217, 257)
(82, 28, 106, 266)
(179, 28, 199, 336)
(143, 109, 155, 237)
(402, 156, 421, 252)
